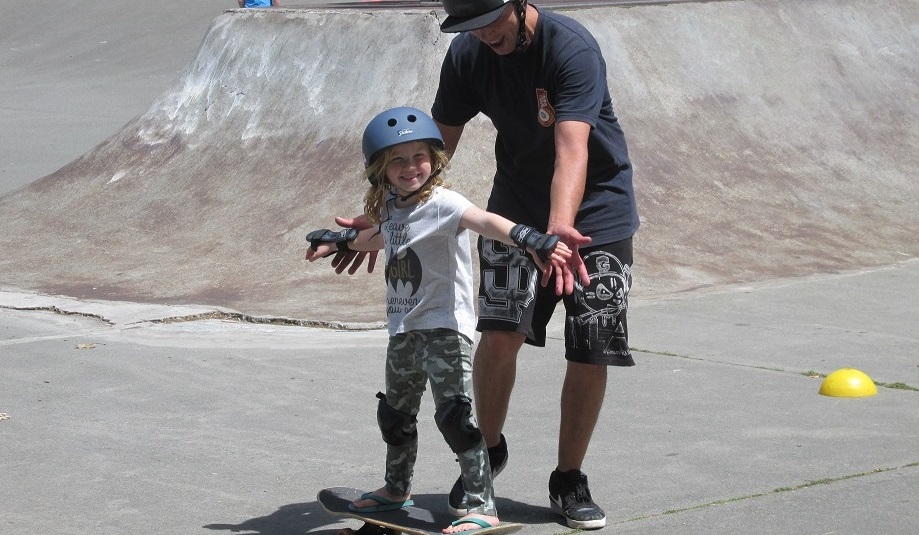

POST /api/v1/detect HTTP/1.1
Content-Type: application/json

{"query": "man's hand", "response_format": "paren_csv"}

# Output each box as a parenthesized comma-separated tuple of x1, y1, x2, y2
(330, 215, 377, 274)
(543, 223, 591, 295)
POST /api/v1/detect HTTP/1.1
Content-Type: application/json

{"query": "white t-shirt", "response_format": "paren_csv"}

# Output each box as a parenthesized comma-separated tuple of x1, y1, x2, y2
(380, 187, 476, 341)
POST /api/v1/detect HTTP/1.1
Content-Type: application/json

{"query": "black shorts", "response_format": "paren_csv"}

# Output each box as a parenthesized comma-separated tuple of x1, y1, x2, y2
(476, 236, 635, 367)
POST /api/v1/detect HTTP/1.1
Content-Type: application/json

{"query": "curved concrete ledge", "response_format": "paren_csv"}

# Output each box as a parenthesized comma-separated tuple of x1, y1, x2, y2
(0, 0, 916, 323)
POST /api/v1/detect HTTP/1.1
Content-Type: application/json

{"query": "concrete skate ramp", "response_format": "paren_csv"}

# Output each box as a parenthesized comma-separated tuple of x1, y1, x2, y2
(0, 0, 916, 324)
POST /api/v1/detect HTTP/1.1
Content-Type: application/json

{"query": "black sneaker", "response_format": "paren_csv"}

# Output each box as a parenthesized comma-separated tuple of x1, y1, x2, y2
(447, 434, 509, 516)
(548, 469, 607, 529)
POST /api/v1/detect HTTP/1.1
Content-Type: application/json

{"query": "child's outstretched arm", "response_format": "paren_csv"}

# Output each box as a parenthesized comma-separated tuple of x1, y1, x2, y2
(304, 226, 383, 262)
(460, 205, 573, 294)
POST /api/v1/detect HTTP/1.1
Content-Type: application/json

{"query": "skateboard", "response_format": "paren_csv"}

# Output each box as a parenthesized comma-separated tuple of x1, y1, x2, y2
(317, 487, 523, 535)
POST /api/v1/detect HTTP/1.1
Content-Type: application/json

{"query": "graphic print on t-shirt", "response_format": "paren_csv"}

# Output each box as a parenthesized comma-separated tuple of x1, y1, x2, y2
(386, 247, 422, 297)
(535, 88, 555, 127)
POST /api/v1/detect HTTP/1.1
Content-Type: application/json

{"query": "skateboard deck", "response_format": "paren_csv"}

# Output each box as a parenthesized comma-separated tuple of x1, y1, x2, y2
(317, 487, 523, 535)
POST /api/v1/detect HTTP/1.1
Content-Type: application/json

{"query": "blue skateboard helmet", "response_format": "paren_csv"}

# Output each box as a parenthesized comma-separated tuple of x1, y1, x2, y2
(362, 107, 444, 168)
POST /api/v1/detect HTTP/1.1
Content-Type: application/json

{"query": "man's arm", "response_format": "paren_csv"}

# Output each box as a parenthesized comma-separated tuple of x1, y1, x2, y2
(548, 120, 592, 290)
(435, 121, 464, 158)
(550, 120, 589, 231)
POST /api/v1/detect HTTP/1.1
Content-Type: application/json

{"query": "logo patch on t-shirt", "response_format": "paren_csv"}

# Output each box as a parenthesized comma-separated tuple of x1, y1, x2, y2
(536, 88, 556, 127)
(386, 247, 422, 297)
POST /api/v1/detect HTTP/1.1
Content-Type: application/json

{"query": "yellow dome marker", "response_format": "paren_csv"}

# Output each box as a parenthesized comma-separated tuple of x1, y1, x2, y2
(819, 368, 878, 398)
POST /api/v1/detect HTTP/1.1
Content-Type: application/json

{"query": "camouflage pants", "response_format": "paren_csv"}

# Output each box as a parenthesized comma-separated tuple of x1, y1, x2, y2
(382, 328, 496, 516)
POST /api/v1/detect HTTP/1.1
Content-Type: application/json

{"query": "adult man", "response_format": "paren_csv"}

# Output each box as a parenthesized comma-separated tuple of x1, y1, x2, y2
(432, 0, 639, 530)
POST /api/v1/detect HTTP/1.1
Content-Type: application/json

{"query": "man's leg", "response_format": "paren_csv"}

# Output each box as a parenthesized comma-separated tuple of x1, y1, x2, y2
(549, 360, 608, 529)
(473, 329, 526, 447)
(550, 240, 634, 530)
(557, 361, 607, 471)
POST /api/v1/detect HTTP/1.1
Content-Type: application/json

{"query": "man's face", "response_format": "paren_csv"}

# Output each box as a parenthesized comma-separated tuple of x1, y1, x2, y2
(470, 4, 518, 56)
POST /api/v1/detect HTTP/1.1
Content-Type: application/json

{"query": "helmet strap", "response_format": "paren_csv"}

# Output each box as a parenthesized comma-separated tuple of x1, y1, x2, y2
(395, 187, 423, 203)
(393, 168, 442, 202)
(514, 0, 529, 53)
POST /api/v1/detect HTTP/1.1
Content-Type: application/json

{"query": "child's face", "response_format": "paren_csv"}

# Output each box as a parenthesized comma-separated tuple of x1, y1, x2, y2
(385, 141, 433, 197)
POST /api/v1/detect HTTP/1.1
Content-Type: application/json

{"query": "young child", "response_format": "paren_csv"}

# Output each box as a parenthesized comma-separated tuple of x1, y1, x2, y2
(306, 107, 570, 534)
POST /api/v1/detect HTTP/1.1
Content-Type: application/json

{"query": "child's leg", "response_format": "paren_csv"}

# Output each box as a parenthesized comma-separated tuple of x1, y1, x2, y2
(353, 333, 427, 510)
(380, 332, 427, 497)
(420, 329, 498, 524)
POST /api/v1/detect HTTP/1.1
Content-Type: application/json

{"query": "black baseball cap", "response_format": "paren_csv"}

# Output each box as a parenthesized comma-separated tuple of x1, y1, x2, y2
(440, 0, 513, 33)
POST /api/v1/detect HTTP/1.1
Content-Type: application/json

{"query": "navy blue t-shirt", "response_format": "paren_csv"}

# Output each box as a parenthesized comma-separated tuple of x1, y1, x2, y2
(432, 9, 639, 245)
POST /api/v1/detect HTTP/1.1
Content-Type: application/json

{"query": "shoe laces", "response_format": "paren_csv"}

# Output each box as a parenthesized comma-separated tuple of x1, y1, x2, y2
(571, 481, 592, 503)
(555, 475, 592, 505)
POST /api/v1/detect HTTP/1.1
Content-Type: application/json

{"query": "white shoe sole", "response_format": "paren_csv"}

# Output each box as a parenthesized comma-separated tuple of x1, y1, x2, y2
(550, 502, 607, 530)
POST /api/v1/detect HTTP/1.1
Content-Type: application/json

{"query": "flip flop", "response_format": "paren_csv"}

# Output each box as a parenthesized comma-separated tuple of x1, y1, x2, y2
(348, 492, 415, 513)
(448, 517, 497, 531)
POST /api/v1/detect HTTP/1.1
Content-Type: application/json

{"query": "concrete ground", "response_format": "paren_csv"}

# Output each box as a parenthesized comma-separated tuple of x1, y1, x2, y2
(1, 261, 917, 535)
(1, 0, 917, 534)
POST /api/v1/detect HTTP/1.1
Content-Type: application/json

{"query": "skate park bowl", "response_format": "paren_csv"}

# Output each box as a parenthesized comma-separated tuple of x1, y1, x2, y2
(0, 0, 916, 325)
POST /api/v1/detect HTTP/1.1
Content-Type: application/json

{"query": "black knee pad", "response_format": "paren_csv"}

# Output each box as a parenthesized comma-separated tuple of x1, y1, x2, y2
(434, 396, 483, 454)
(376, 392, 417, 447)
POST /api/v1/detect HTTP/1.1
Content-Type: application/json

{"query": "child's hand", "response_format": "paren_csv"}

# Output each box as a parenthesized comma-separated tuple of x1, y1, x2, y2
(305, 242, 336, 261)
(304, 227, 358, 263)
(548, 240, 572, 263)
(528, 239, 571, 286)
(541, 224, 592, 295)
(526, 240, 570, 268)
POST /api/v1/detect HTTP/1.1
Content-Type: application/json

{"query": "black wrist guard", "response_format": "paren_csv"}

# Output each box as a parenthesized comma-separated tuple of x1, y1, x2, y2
(306, 228, 359, 252)
(510, 224, 559, 262)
